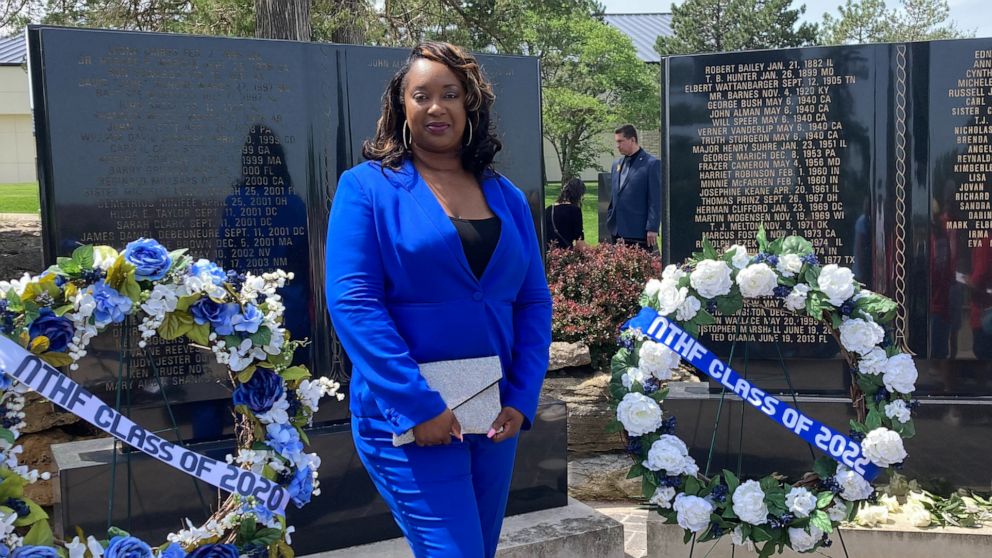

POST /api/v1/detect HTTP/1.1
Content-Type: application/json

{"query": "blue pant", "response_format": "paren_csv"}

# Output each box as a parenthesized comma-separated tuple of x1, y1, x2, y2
(352, 415, 519, 558)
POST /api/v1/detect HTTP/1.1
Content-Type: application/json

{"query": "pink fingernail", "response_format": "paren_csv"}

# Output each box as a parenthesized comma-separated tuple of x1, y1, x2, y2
(487, 428, 497, 438)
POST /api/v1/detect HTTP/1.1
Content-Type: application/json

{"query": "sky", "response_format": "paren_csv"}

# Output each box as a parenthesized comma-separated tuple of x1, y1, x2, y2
(599, 0, 992, 39)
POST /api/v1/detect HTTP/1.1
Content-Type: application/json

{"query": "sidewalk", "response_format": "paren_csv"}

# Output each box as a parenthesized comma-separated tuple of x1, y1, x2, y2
(586, 500, 650, 558)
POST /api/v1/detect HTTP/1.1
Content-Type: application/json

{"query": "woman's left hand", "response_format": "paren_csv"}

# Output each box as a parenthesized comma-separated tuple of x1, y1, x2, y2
(488, 406, 524, 443)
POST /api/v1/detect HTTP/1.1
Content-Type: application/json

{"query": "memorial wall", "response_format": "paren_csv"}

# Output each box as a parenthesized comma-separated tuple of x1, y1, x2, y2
(664, 39, 992, 488)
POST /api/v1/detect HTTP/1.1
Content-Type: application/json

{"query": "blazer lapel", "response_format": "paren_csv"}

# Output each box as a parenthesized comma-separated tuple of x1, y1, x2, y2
(403, 160, 478, 282)
(479, 174, 509, 283)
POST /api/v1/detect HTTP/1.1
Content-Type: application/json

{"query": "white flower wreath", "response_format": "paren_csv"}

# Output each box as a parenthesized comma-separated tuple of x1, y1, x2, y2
(608, 228, 917, 556)
(0, 238, 343, 558)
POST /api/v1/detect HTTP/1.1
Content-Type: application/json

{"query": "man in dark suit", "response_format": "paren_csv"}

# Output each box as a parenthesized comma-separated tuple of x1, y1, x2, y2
(606, 124, 661, 251)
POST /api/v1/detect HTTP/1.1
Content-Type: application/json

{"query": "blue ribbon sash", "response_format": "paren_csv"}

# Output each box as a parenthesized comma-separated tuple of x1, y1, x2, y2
(625, 307, 880, 481)
(0, 336, 289, 513)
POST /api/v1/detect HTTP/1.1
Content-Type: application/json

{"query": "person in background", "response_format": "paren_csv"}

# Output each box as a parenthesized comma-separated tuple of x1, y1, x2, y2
(606, 124, 661, 251)
(544, 177, 587, 249)
(324, 41, 552, 558)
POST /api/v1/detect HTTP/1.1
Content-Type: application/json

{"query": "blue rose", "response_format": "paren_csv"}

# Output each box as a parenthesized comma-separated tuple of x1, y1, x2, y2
(0, 374, 11, 391)
(240, 500, 275, 524)
(185, 545, 238, 558)
(0, 544, 10, 558)
(28, 307, 74, 353)
(11, 546, 58, 558)
(105, 536, 152, 558)
(288, 466, 314, 508)
(231, 304, 263, 334)
(232, 369, 284, 414)
(159, 544, 185, 558)
(189, 259, 227, 286)
(266, 423, 303, 460)
(124, 238, 172, 281)
(91, 280, 133, 327)
(189, 298, 239, 336)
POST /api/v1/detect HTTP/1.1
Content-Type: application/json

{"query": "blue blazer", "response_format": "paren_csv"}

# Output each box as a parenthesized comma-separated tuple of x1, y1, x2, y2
(325, 159, 552, 435)
(606, 148, 662, 240)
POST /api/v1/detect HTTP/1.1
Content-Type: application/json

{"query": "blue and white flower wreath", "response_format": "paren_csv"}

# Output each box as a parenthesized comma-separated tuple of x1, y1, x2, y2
(609, 228, 917, 556)
(0, 238, 342, 558)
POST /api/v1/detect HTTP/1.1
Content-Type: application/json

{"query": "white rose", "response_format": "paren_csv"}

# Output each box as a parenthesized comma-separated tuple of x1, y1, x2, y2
(676, 295, 701, 321)
(839, 318, 885, 355)
(883, 353, 917, 394)
(818, 264, 856, 306)
(785, 486, 817, 518)
(788, 524, 823, 552)
(621, 367, 647, 389)
(662, 264, 687, 282)
(649, 486, 677, 509)
(657, 280, 688, 316)
(784, 283, 810, 311)
(906, 491, 934, 507)
(835, 465, 873, 501)
(877, 494, 900, 513)
(644, 279, 663, 298)
(616, 392, 663, 437)
(638, 341, 680, 381)
(690, 259, 733, 299)
(644, 435, 694, 475)
(736, 263, 778, 298)
(854, 504, 889, 527)
(903, 502, 932, 528)
(726, 244, 751, 269)
(776, 253, 804, 278)
(858, 347, 888, 376)
(827, 501, 848, 522)
(731, 526, 755, 551)
(673, 494, 713, 533)
(732, 480, 769, 525)
(884, 400, 911, 423)
(861, 427, 907, 467)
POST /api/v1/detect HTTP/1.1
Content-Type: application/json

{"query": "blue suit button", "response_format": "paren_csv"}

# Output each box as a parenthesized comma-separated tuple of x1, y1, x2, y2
(473, 292, 483, 301)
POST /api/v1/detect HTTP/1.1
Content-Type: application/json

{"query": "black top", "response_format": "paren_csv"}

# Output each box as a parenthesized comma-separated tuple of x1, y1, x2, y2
(450, 216, 501, 279)
(544, 203, 584, 249)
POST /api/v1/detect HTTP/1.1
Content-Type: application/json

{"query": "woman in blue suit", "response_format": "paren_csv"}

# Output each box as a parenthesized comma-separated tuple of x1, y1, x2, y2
(324, 42, 552, 557)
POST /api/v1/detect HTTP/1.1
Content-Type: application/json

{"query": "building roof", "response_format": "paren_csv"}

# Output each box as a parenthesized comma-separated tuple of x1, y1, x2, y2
(0, 35, 26, 65)
(603, 13, 673, 63)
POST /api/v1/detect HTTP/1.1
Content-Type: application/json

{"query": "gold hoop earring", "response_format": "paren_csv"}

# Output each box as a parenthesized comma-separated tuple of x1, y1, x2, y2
(403, 121, 411, 150)
(465, 119, 473, 147)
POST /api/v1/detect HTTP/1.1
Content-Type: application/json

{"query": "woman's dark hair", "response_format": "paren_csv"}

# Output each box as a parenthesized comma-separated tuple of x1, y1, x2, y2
(557, 177, 586, 205)
(362, 41, 502, 176)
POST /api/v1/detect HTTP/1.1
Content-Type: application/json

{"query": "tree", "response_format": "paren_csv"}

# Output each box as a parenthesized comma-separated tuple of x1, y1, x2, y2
(819, 0, 970, 45)
(541, 15, 658, 181)
(0, 0, 31, 35)
(656, 0, 817, 56)
(255, 0, 309, 40)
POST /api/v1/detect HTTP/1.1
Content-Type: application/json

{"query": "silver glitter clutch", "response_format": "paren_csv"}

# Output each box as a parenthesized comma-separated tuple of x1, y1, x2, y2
(392, 355, 503, 446)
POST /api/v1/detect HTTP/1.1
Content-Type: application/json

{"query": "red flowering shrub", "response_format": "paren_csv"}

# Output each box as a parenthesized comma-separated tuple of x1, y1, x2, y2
(547, 243, 661, 365)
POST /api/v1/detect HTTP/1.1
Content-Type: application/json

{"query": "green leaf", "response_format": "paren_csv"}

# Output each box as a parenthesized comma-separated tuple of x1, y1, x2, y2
(58, 257, 81, 275)
(682, 320, 699, 337)
(627, 462, 646, 479)
(0, 429, 14, 445)
(157, 311, 194, 340)
(107, 526, 130, 539)
(813, 456, 837, 479)
(122, 275, 142, 302)
(782, 236, 814, 256)
(280, 366, 310, 382)
(803, 265, 821, 289)
(176, 293, 203, 312)
(605, 420, 623, 434)
(72, 245, 95, 269)
(5, 288, 23, 311)
(40, 351, 73, 368)
(816, 491, 835, 509)
(756, 224, 768, 252)
(694, 309, 716, 326)
(831, 312, 843, 329)
(250, 528, 282, 546)
(14, 499, 49, 527)
(642, 475, 656, 499)
(684, 476, 701, 496)
(723, 469, 740, 496)
(751, 525, 773, 542)
(716, 293, 743, 316)
(53, 304, 74, 316)
(249, 327, 272, 347)
(610, 348, 632, 378)
(186, 323, 211, 346)
(811, 510, 833, 534)
(892, 419, 916, 439)
(683, 529, 693, 544)
(237, 366, 257, 384)
(22, 517, 53, 546)
(768, 236, 785, 255)
(701, 236, 718, 260)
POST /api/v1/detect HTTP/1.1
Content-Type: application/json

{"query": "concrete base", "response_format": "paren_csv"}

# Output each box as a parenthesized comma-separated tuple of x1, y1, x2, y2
(648, 512, 992, 557)
(309, 497, 625, 558)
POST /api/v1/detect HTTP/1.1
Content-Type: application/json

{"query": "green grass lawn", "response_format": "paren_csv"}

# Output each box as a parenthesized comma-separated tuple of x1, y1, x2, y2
(0, 183, 41, 214)
(545, 181, 599, 246)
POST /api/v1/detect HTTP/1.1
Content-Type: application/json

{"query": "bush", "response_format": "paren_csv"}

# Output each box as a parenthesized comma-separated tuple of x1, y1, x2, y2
(547, 243, 660, 366)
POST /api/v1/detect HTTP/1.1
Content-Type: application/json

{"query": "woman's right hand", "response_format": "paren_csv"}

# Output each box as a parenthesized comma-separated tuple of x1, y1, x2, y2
(413, 408, 462, 446)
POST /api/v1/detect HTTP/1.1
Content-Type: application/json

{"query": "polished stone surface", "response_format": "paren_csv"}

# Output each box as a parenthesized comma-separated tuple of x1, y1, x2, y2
(52, 398, 566, 553)
(28, 26, 546, 436)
